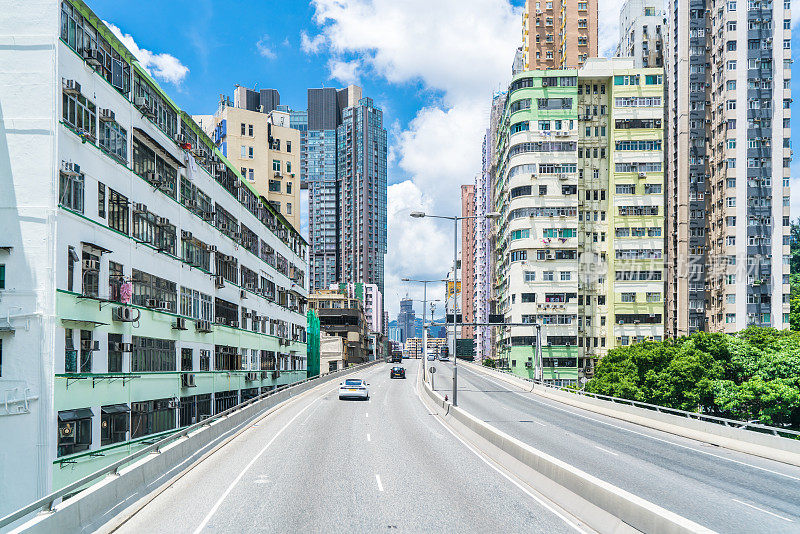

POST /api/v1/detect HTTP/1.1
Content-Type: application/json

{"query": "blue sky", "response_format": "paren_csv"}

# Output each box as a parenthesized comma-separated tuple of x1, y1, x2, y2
(91, 0, 800, 317)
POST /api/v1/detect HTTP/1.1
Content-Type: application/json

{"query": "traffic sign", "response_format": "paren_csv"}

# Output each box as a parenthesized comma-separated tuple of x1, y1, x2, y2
(429, 367, 436, 374)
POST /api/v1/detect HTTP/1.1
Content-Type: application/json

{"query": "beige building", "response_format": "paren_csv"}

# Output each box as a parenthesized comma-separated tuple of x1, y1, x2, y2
(521, 0, 598, 70)
(194, 102, 301, 231)
(320, 333, 347, 373)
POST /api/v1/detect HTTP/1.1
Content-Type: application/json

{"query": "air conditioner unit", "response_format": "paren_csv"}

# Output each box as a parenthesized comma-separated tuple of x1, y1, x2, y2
(156, 216, 170, 227)
(181, 373, 196, 388)
(62, 78, 81, 95)
(99, 108, 116, 122)
(81, 339, 100, 351)
(145, 298, 159, 308)
(61, 161, 81, 176)
(240, 289, 248, 299)
(542, 81, 549, 87)
(232, 232, 242, 242)
(638, 172, 647, 178)
(181, 230, 193, 240)
(229, 320, 239, 328)
(145, 171, 161, 185)
(208, 245, 218, 253)
(245, 372, 258, 382)
(82, 259, 100, 272)
(272, 370, 280, 379)
(261, 371, 269, 380)
(82, 47, 102, 67)
(113, 306, 135, 322)
(215, 275, 225, 288)
(133, 202, 147, 213)
(173, 317, 188, 330)
(195, 320, 213, 333)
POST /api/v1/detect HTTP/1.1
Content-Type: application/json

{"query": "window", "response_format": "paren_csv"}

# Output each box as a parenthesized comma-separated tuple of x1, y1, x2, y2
(200, 350, 211, 371)
(621, 293, 636, 303)
(181, 347, 193, 371)
(0, 264, 4, 290)
(287, 203, 292, 215)
(101, 404, 129, 445)
(248, 147, 254, 159)
(99, 121, 127, 162)
(131, 398, 176, 438)
(62, 89, 96, 139)
(644, 184, 661, 194)
(510, 250, 528, 262)
(108, 189, 129, 235)
(241, 123, 246, 135)
(510, 229, 530, 240)
(272, 160, 281, 172)
(524, 271, 536, 282)
(614, 75, 640, 85)
(644, 74, 662, 85)
(57, 409, 93, 457)
(560, 271, 571, 281)
(59, 167, 84, 212)
(131, 336, 176, 372)
(543, 271, 554, 281)
(269, 180, 281, 192)
(248, 124, 254, 137)
(132, 269, 177, 312)
(286, 140, 292, 152)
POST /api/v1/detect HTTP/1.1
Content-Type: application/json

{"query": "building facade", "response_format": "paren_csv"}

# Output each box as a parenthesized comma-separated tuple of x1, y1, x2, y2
(521, 0, 599, 70)
(0, 0, 309, 514)
(461, 185, 477, 342)
(308, 289, 369, 364)
(335, 282, 384, 334)
(493, 59, 665, 385)
(195, 103, 301, 231)
(337, 97, 388, 294)
(615, 0, 665, 68)
(397, 297, 415, 343)
(665, 0, 791, 335)
(233, 86, 280, 115)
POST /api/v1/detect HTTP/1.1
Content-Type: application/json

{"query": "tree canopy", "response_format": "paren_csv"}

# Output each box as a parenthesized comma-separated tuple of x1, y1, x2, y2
(584, 328, 800, 428)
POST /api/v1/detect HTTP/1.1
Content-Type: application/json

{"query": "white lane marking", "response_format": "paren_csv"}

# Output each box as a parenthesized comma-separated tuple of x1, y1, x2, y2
(365, 412, 369, 418)
(530, 420, 547, 427)
(367, 433, 371, 442)
(593, 446, 619, 457)
(425, 402, 587, 533)
(732, 499, 794, 522)
(466, 369, 800, 483)
(192, 388, 331, 533)
(300, 398, 323, 425)
(375, 474, 384, 492)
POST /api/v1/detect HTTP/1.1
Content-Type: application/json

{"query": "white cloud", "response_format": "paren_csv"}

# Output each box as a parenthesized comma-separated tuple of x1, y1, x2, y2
(307, 0, 520, 317)
(300, 30, 327, 53)
(598, 0, 626, 57)
(328, 58, 361, 84)
(256, 34, 277, 59)
(104, 22, 189, 85)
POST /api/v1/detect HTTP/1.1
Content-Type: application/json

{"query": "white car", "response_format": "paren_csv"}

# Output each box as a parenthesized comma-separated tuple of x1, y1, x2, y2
(439, 355, 450, 362)
(427, 355, 436, 361)
(339, 378, 369, 400)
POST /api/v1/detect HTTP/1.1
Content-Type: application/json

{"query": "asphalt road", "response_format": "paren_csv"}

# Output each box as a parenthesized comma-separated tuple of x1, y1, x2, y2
(430, 360, 800, 534)
(108, 361, 586, 533)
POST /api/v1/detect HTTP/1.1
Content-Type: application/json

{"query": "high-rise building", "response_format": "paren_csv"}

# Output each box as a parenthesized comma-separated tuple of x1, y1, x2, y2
(337, 97, 388, 294)
(521, 0, 599, 70)
(665, 0, 791, 335)
(397, 298, 416, 343)
(493, 59, 665, 385)
(615, 0, 664, 68)
(461, 185, 477, 342)
(233, 86, 280, 114)
(195, 102, 301, 231)
(0, 0, 309, 514)
(306, 86, 362, 290)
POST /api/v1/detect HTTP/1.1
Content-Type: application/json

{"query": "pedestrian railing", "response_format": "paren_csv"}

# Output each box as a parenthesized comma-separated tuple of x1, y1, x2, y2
(0, 361, 375, 530)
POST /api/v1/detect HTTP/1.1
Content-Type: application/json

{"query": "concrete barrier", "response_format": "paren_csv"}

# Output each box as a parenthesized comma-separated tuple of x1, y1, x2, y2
(420, 370, 714, 534)
(463, 361, 800, 467)
(10, 362, 378, 534)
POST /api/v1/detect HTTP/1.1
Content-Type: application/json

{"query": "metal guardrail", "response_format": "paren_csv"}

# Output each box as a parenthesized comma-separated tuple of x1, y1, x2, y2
(480, 365, 800, 440)
(0, 361, 375, 529)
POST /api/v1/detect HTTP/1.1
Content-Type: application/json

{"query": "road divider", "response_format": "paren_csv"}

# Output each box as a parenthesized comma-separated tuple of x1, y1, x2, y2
(419, 363, 714, 534)
(462, 361, 800, 468)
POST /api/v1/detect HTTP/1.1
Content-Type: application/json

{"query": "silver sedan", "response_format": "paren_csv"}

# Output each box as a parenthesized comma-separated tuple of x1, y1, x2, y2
(338, 378, 369, 400)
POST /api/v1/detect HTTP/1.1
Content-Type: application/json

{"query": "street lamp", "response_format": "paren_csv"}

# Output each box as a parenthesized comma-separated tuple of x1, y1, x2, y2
(401, 277, 445, 363)
(409, 210, 500, 406)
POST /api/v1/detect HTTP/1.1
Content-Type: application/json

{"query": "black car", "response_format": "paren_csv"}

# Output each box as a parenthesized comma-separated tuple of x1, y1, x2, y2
(390, 366, 405, 379)
(390, 354, 402, 363)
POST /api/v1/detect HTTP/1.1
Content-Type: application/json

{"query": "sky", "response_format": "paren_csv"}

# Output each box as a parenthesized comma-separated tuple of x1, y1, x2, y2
(91, 0, 800, 319)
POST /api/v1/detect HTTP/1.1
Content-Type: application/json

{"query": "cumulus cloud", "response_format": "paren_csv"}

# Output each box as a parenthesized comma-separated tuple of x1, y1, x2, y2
(256, 34, 277, 59)
(300, 30, 327, 53)
(598, 0, 626, 57)
(307, 0, 520, 316)
(328, 58, 361, 84)
(105, 22, 189, 85)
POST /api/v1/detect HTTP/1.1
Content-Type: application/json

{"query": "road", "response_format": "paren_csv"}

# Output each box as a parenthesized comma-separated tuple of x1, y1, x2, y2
(430, 360, 800, 534)
(107, 361, 586, 533)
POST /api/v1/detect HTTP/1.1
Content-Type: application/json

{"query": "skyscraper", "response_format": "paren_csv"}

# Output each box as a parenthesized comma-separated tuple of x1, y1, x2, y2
(521, 0, 599, 70)
(233, 86, 280, 114)
(306, 85, 362, 291)
(665, 0, 791, 335)
(337, 97, 388, 294)
(397, 298, 416, 343)
(615, 0, 664, 68)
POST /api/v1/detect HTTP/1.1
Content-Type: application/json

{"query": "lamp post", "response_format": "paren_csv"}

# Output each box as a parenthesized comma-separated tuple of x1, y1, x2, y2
(410, 210, 500, 406)
(401, 278, 444, 363)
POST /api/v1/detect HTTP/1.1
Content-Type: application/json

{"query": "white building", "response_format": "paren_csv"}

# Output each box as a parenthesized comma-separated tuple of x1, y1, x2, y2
(331, 282, 384, 334)
(0, 0, 308, 516)
(615, 0, 665, 68)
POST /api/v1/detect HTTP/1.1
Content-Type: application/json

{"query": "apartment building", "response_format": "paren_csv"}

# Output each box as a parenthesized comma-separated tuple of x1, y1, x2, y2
(665, 0, 791, 335)
(308, 289, 369, 364)
(337, 97, 389, 295)
(461, 185, 477, 342)
(335, 282, 384, 334)
(493, 59, 665, 385)
(195, 101, 301, 231)
(0, 0, 308, 514)
(521, 0, 599, 70)
(616, 0, 665, 68)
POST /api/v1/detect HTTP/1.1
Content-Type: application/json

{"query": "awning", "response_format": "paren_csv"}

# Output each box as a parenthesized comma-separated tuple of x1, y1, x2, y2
(58, 408, 94, 421)
(81, 241, 113, 254)
(60, 318, 108, 327)
(101, 404, 130, 414)
(133, 127, 186, 168)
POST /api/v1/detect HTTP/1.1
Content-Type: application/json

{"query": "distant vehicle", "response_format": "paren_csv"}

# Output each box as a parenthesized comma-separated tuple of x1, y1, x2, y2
(390, 366, 405, 379)
(339, 378, 369, 400)
(438, 354, 450, 362)
(390, 353, 402, 363)
(427, 354, 436, 361)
